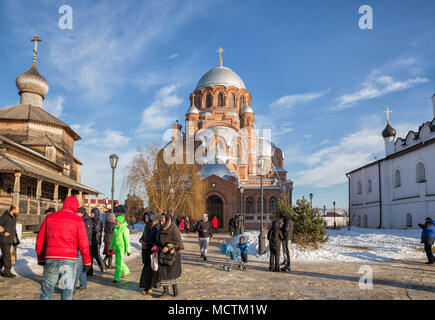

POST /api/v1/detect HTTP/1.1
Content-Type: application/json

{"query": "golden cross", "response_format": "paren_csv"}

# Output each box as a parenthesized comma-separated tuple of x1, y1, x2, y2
(217, 47, 224, 67)
(383, 106, 393, 123)
(31, 35, 42, 63)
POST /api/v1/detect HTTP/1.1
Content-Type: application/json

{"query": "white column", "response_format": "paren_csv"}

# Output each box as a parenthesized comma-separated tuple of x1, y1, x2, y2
(36, 179, 42, 215)
(13, 173, 21, 207)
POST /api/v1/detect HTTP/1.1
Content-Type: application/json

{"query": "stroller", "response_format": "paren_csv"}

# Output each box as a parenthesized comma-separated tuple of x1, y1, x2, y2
(219, 241, 246, 271)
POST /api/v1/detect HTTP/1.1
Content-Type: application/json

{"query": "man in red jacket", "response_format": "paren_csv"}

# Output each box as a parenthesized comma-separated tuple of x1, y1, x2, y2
(36, 196, 91, 300)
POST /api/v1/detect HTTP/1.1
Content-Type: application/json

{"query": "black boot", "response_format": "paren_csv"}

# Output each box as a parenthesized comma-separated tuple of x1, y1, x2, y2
(158, 286, 170, 298)
(108, 256, 114, 269)
(103, 256, 109, 268)
(172, 284, 178, 297)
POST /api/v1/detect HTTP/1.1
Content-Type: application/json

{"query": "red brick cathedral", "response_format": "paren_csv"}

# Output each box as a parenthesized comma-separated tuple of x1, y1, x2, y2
(168, 50, 293, 229)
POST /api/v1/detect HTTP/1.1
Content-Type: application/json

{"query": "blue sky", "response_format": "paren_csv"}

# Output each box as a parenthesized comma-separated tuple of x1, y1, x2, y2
(0, 0, 434, 209)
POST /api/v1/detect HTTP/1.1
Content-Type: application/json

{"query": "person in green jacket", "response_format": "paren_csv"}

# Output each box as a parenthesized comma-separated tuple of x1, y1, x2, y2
(109, 215, 131, 283)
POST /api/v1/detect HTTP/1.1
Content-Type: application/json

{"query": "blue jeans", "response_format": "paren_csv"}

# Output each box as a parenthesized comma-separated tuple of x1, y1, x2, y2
(40, 259, 77, 300)
(74, 250, 87, 290)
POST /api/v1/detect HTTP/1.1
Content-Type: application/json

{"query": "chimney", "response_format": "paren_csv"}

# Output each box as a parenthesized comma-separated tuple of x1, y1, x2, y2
(432, 94, 435, 119)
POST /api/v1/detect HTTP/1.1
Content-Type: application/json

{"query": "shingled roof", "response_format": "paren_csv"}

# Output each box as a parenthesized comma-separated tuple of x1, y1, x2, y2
(0, 104, 81, 140)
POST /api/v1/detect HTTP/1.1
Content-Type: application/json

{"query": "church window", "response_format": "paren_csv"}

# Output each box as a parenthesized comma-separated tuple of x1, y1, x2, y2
(394, 170, 401, 188)
(416, 162, 426, 183)
(246, 197, 254, 213)
(362, 215, 368, 228)
(196, 95, 201, 108)
(218, 93, 224, 107)
(269, 197, 277, 213)
(240, 96, 244, 108)
(357, 182, 362, 195)
(230, 94, 235, 107)
(206, 94, 212, 107)
(257, 197, 265, 213)
(406, 213, 412, 228)
(367, 180, 372, 193)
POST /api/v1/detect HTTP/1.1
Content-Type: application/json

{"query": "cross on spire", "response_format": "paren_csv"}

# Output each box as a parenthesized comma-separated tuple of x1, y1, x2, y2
(31, 35, 42, 63)
(383, 106, 393, 123)
(217, 47, 224, 67)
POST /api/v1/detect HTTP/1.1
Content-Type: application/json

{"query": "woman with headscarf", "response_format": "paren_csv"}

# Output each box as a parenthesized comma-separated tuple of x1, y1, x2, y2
(139, 212, 159, 294)
(103, 211, 116, 269)
(157, 213, 184, 297)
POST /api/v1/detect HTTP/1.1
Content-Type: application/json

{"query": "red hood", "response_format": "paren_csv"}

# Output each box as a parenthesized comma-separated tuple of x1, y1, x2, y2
(61, 196, 79, 214)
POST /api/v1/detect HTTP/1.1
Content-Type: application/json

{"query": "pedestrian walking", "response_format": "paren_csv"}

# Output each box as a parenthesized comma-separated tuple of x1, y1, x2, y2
(0, 205, 20, 278)
(267, 220, 284, 272)
(280, 213, 294, 272)
(88, 207, 106, 276)
(185, 217, 190, 234)
(237, 236, 248, 270)
(103, 211, 116, 269)
(139, 212, 159, 294)
(228, 217, 235, 236)
(211, 216, 218, 234)
(74, 207, 92, 294)
(36, 196, 91, 300)
(418, 217, 435, 264)
(179, 218, 185, 234)
(109, 215, 131, 283)
(196, 213, 213, 261)
(157, 213, 184, 298)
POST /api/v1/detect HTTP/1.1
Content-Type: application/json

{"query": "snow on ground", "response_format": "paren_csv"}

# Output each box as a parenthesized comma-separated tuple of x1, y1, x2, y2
(228, 227, 425, 263)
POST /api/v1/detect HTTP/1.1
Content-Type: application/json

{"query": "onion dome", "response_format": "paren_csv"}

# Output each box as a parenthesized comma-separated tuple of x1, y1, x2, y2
(186, 103, 199, 114)
(199, 163, 233, 180)
(241, 103, 254, 114)
(196, 66, 246, 90)
(16, 62, 49, 99)
(382, 122, 396, 138)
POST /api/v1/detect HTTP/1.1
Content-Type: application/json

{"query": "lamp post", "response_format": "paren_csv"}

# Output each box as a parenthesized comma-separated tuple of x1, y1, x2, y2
(257, 158, 266, 255)
(240, 187, 244, 234)
(309, 193, 313, 207)
(333, 201, 336, 229)
(323, 205, 326, 216)
(109, 154, 119, 216)
(169, 176, 174, 218)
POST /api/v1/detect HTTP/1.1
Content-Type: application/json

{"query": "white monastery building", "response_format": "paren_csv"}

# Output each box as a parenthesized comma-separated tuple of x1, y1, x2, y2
(347, 95, 435, 229)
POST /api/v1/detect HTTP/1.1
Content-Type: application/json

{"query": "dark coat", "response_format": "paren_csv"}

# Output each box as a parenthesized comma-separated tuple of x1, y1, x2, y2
(104, 219, 116, 243)
(196, 220, 212, 238)
(82, 214, 92, 246)
(267, 221, 284, 249)
(281, 217, 295, 241)
(157, 217, 184, 282)
(91, 216, 104, 246)
(140, 222, 159, 265)
(0, 211, 18, 245)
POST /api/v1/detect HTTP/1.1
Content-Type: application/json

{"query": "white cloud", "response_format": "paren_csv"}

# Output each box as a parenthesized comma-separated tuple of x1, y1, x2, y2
(165, 54, 179, 60)
(291, 119, 419, 188)
(270, 88, 330, 110)
(72, 122, 131, 147)
(44, 96, 64, 117)
(138, 85, 183, 132)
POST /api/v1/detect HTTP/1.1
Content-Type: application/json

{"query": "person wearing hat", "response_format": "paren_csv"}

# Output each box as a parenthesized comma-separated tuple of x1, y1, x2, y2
(109, 215, 131, 283)
(196, 213, 213, 261)
(139, 211, 159, 294)
(418, 217, 435, 264)
(103, 211, 116, 269)
(87, 207, 105, 276)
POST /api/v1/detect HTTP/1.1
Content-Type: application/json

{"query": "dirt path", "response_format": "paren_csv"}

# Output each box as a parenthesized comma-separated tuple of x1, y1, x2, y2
(0, 232, 434, 300)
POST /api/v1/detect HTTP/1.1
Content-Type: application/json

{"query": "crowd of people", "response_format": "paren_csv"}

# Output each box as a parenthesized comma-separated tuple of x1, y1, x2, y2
(0, 198, 433, 300)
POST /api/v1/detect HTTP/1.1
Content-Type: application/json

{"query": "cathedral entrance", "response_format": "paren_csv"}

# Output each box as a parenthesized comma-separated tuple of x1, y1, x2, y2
(206, 195, 223, 228)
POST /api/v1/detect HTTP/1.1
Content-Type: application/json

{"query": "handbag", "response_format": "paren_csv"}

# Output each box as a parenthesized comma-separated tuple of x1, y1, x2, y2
(159, 251, 176, 266)
(150, 250, 159, 271)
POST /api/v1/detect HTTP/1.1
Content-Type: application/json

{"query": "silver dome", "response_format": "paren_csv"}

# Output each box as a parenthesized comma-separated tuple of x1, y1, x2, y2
(196, 66, 246, 90)
(199, 163, 233, 180)
(186, 104, 199, 114)
(241, 104, 254, 113)
(16, 62, 49, 97)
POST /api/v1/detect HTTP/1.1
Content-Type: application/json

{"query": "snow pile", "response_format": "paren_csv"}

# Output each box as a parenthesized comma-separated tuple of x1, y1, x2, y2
(228, 227, 425, 263)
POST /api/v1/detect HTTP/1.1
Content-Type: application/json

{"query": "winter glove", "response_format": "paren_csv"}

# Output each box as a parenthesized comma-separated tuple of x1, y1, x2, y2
(83, 265, 91, 273)
(38, 261, 45, 266)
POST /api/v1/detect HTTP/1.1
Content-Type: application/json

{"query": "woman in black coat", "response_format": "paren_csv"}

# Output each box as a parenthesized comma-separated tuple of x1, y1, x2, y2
(139, 212, 159, 294)
(157, 213, 184, 298)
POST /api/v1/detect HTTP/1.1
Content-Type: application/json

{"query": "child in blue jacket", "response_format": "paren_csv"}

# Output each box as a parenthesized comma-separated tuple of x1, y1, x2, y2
(418, 217, 435, 264)
(237, 236, 248, 270)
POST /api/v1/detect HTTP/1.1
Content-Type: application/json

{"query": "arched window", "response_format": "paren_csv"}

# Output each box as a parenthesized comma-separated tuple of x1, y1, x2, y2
(355, 215, 361, 227)
(257, 197, 265, 213)
(218, 93, 224, 107)
(240, 96, 244, 108)
(357, 182, 362, 195)
(416, 162, 426, 183)
(367, 180, 372, 193)
(206, 94, 212, 107)
(406, 213, 412, 228)
(229, 94, 235, 107)
(269, 197, 277, 213)
(196, 95, 201, 108)
(394, 170, 401, 188)
(246, 197, 254, 213)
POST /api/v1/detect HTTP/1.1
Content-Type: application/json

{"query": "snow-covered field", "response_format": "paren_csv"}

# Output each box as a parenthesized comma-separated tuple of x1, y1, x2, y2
(228, 227, 425, 263)
(11, 226, 425, 278)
